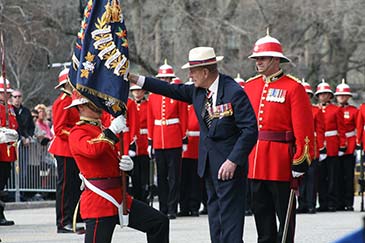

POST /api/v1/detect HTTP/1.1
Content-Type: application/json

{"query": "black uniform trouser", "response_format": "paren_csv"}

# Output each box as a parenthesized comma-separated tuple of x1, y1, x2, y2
(55, 156, 82, 227)
(338, 154, 355, 208)
(298, 159, 318, 209)
(154, 148, 182, 215)
(251, 180, 295, 243)
(0, 162, 11, 193)
(84, 199, 169, 243)
(179, 158, 201, 213)
(318, 156, 340, 209)
(131, 155, 150, 204)
(205, 164, 246, 243)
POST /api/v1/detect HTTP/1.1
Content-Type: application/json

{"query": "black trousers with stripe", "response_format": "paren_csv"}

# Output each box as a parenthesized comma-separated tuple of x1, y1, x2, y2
(251, 180, 295, 243)
(84, 199, 169, 243)
(55, 156, 82, 227)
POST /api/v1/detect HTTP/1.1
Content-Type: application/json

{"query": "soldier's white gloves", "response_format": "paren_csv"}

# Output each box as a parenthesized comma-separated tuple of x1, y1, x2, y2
(147, 145, 154, 159)
(292, 171, 305, 178)
(356, 149, 362, 164)
(0, 127, 18, 143)
(319, 153, 327, 162)
(182, 144, 187, 152)
(338, 151, 345, 157)
(119, 155, 134, 171)
(109, 115, 127, 135)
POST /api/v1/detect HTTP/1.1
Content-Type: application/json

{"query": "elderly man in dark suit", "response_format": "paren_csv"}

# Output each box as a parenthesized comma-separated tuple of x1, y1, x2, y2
(128, 47, 258, 243)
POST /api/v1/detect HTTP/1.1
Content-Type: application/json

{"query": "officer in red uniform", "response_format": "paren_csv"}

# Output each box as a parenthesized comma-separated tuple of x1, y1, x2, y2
(147, 61, 188, 219)
(297, 80, 325, 214)
(123, 98, 138, 157)
(244, 32, 315, 243)
(315, 80, 347, 212)
(356, 103, 365, 166)
(334, 79, 358, 211)
(67, 91, 169, 243)
(0, 77, 18, 226)
(178, 80, 201, 217)
(130, 84, 150, 203)
(48, 68, 84, 233)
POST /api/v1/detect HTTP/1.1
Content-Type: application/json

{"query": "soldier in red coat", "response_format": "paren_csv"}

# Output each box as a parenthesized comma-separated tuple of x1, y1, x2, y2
(48, 68, 84, 233)
(67, 91, 169, 243)
(315, 80, 347, 212)
(179, 86, 201, 217)
(147, 61, 188, 219)
(297, 80, 325, 214)
(334, 79, 358, 211)
(0, 77, 18, 226)
(130, 84, 150, 203)
(244, 32, 315, 243)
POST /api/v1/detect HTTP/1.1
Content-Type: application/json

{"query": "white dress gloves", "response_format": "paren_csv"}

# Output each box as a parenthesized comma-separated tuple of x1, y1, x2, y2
(119, 155, 134, 171)
(0, 127, 18, 143)
(109, 115, 127, 135)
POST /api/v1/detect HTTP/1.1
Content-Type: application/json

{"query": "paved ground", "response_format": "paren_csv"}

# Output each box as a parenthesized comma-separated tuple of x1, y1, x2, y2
(0, 197, 364, 243)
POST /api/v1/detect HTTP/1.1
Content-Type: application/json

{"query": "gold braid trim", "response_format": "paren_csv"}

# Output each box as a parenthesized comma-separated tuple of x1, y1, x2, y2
(88, 133, 115, 146)
(292, 136, 312, 166)
(61, 129, 70, 136)
(245, 74, 262, 83)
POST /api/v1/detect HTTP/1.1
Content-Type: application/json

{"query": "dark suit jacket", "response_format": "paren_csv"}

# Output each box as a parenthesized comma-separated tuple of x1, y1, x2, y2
(143, 73, 258, 178)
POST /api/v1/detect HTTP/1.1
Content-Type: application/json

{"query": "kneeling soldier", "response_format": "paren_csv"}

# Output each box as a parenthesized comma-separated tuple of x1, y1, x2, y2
(67, 90, 169, 243)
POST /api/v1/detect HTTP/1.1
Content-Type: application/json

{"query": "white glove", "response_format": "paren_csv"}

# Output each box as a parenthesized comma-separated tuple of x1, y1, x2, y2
(338, 151, 345, 157)
(0, 127, 18, 143)
(319, 153, 327, 162)
(292, 171, 305, 178)
(356, 149, 362, 164)
(119, 155, 134, 171)
(182, 144, 187, 152)
(128, 150, 136, 157)
(147, 145, 154, 159)
(109, 115, 127, 135)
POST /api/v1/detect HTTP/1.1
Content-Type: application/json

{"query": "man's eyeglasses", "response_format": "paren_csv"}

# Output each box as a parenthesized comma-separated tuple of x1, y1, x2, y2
(12, 95, 22, 98)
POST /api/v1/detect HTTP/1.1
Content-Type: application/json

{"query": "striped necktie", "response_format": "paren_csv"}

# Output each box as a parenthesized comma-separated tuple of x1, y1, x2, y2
(202, 90, 213, 127)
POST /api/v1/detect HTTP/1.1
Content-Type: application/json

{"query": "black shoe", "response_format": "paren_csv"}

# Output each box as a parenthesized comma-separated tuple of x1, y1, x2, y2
(307, 208, 316, 214)
(296, 207, 308, 214)
(177, 211, 190, 217)
(0, 218, 14, 226)
(190, 211, 199, 217)
(245, 209, 253, 216)
(344, 206, 354, 211)
(199, 208, 208, 215)
(167, 214, 176, 220)
(57, 224, 85, 234)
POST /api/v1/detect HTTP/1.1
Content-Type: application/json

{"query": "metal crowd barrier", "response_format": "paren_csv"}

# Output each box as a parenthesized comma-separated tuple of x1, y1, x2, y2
(6, 140, 57, 202)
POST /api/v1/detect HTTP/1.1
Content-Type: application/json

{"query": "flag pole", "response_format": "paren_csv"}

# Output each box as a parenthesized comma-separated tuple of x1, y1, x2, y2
(119, 133, 127, 216)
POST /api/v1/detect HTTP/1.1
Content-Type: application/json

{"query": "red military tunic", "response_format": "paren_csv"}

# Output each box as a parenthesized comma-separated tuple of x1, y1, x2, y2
(0, 103, 18, 162)
(182, 105, 199, 159)
(312, 105, 325, 159)
(244, 72, 315, 181)
(356, 103, 365, 148)
(133, 98, 148, 156)
(338, 104, 358, 154)
(147, 93, 187, 149)
(69, 119, 132, 219)
(123, 98, 138, 154)
(49, 93, 79, 156)
(319, 103, 347, 156)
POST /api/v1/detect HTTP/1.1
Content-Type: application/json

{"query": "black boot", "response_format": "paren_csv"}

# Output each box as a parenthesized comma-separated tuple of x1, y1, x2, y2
(0, 200, 14, 226)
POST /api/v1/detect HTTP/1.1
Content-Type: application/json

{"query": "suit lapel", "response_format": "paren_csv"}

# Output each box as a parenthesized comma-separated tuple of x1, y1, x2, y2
(209, 75, 224, 130)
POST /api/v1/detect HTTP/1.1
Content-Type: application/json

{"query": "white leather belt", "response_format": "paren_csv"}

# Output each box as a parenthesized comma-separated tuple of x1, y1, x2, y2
(325, 130, 338, 137)
(345, 130, 356, 138)
(154, 118, 180, 126)
(187, 131, 200, 137)
(140, 128, 148, 135)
